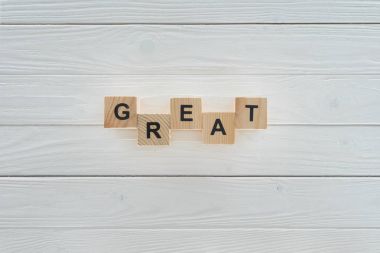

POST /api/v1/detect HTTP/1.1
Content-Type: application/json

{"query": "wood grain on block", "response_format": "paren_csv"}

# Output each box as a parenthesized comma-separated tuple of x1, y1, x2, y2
(104, 96, 137, 128)
(1, 177, 380, 228)
(235, 97, 267, 129)
(202, 113, 235, 144)
(170, 98, 202, 130)
(138, 114, 170, 146)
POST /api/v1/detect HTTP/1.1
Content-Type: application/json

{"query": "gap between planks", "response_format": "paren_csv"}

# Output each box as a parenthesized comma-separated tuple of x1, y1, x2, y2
(1, 175, 380, 178)
(2, 73, 380, 76)
(0, 226, 380, 230)
(2, 23, 380, 26)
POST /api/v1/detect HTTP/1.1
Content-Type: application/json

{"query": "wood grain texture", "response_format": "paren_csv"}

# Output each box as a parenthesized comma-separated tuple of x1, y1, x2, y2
(1, 25, 380, 75)
(138, 114, 170, 145)
(0, 177, 380, 228)
(104, 96, 137, 128)
(1, 0, 380, 24)
(235, 97, 267, 129)
(170, 98, 202, 130)
(1, 2, 379, 250)
(0, 125, 379, 175)
(1, 229, 380, 253)
(1, 75, 380, 125)
(202, 112, 235, 144)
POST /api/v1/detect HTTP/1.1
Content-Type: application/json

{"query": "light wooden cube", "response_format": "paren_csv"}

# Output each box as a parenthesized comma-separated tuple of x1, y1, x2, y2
(138, 114, 170, 145)
(104, 96, 137, 128)
(235, 97, 267, 129)
(170, 97, 202, 129)
(202, 113, 235, 144)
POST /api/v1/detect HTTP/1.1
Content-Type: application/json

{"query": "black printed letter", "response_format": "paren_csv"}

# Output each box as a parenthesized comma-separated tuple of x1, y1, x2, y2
(211, 119, 226, 135)
(147, 122, 161, 139)
(180, 105, 193, 121)
(245, 105, 258, 121)
(114, 103, 130, 120)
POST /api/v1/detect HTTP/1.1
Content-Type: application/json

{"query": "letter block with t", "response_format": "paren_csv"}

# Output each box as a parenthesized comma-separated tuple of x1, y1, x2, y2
(170, 98, 202, 129)
(235, 97, 267, 129)
(202, 113, 235, 144)
(104, 96, 137, 128)
(138, 114, 170, 145)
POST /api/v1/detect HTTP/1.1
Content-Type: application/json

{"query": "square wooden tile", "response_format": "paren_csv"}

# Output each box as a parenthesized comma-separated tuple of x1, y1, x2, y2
(202, 113, 235, 144)
(170, 97, 202, 129)
(104, 96, 137, 128)
(138, 114, 170, 145)
(235, 97, 267, 129)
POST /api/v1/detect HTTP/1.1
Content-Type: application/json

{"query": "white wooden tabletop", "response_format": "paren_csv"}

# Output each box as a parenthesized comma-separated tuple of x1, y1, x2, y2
(1, 1, 380, 252)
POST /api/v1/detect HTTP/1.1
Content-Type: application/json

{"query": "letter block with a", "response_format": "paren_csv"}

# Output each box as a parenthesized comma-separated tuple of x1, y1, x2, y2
(138, 114, 170, 145)
(104, 96, 137, 128)
(202, 113, 235, 144)
(170, 98, 202, 130)
(235, 97, 267, 129)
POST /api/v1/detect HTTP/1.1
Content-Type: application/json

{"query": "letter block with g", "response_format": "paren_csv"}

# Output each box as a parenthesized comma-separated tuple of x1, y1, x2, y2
(104, 96, 137, 128)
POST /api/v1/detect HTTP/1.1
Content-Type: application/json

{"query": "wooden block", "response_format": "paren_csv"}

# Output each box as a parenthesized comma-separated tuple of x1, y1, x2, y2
(202, 113, 235, 144)
(235, 97, 267, 129)
(104, 96, 137, 128)
(138, 114, 170, 145)
(170, 98, 202, 129)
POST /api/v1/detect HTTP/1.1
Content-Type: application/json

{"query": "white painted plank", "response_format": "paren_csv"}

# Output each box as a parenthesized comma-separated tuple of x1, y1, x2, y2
(1, 25, 380, 75)
(0, 177, 380, 228)
(1, 1, 380, 24)
(0, 126, 379, 175)
(1, 75, 380, 125)
(1, 229, 379, 253)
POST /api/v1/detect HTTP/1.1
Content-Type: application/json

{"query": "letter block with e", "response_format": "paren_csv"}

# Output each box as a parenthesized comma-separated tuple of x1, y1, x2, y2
(104, 96, 137, 128)
(170, 97, 202, 130)
(138, 114, 170, 145)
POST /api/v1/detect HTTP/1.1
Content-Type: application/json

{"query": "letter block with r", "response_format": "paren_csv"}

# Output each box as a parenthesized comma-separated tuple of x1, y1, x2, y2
(138, 114, 170, 145)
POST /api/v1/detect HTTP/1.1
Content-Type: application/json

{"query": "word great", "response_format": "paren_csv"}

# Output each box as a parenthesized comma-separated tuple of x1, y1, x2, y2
(104, 97, 267, 145)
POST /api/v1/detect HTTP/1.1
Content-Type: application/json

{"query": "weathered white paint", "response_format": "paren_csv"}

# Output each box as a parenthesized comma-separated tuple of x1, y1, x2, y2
(1, 0, 380, 24)
(1, 25, 380, 75)
(0, 177, 380, 228)
(1, 75, 380, 125)
(0, 126, 379, 176)
(1, 229, 379, 253)
(1, 1, 380, 251)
